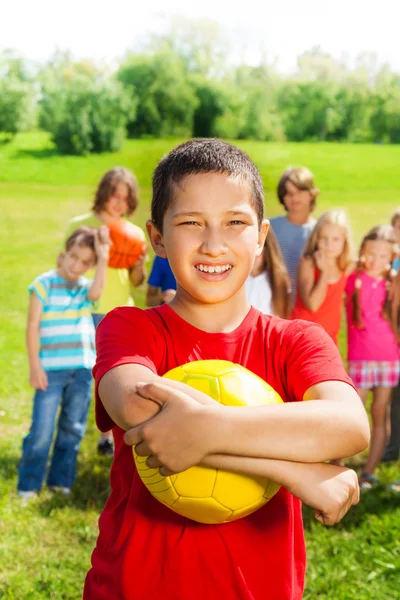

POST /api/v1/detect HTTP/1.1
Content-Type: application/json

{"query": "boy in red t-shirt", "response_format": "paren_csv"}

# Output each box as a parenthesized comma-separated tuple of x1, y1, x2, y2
(84, 139, 370, 600)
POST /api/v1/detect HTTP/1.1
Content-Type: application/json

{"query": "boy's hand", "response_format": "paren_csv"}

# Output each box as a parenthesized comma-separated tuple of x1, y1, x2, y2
(286, 462, 359, 526)
(95, 226, 111, 262)
(162, 289, 176, 304)
(123, 382, 220, 474)
(29, 365, 48, 391)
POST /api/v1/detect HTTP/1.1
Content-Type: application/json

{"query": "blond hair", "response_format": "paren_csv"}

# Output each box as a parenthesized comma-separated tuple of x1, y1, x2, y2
(260, 228, 292, 318)
(391, 207, 400, 227)
(303, 210, 353, 271)
(277, 166, 320, 211)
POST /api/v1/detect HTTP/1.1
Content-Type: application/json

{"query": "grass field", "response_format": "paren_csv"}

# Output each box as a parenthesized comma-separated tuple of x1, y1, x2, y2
(1, 132, 400, 599)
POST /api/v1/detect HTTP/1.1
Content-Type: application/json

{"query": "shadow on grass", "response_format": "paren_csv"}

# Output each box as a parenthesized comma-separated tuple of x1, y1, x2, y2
(0, 447, 111, 513)
(303, 485, 400, 532)
(36, 454, 112, 516)
(14, 148, 59, 159)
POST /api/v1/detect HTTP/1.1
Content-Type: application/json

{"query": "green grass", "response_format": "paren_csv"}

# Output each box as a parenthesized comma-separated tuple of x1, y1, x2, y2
(1, 132, 400, 599)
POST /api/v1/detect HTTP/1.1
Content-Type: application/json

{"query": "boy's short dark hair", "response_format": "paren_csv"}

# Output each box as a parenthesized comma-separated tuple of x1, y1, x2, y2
(151, 139, 265, 233)
(65, 226, 96, 258)
(92, 167, 139, 216)
(277, 166, 319, 212)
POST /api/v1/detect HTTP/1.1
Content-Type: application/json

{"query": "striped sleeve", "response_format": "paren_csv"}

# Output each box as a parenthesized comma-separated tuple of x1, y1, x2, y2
(28, 274, 50, 305)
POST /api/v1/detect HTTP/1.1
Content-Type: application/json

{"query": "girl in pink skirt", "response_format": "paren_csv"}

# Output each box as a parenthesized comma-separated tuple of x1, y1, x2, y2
(345, 225, 399, 489)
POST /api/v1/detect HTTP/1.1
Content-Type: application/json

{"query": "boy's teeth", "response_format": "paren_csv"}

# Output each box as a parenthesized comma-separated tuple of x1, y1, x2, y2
(197, 264, 232, 273)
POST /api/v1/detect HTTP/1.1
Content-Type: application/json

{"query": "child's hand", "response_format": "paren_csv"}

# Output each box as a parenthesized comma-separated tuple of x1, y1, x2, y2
(123, 381, 220, 474)
(286, 462, 359, 526)
(313, 249, 328, 272)
(162, 289, 176, 304)
(29, 365, 48, 391)
(95, 226, 111, 262)
(130, 244, 148, 270)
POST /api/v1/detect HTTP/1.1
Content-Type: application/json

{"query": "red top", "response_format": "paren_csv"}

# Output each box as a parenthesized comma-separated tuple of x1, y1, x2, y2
(291, 269, 347, 345)
(84, 305, 353, 600)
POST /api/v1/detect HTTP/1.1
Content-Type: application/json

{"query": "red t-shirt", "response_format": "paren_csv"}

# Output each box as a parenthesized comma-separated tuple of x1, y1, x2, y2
(84, 305, 353, 600)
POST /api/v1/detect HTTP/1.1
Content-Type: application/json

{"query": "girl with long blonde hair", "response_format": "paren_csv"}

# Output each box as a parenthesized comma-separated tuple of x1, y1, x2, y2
(291, 210, 353, 345)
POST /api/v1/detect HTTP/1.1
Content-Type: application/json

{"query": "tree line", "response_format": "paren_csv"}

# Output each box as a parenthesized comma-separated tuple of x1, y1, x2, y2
(1, 19, 400, 155)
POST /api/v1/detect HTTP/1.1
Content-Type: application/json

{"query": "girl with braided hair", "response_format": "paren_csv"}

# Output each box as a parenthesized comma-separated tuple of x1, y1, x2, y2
(345, 225, 399, 489)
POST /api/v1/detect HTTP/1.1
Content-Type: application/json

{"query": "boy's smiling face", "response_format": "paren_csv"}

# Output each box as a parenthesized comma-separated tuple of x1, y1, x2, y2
(148, 173, 268, 306)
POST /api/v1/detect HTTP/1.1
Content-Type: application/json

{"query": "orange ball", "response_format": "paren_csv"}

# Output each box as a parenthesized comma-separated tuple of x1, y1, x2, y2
(107, 221, 146, 269)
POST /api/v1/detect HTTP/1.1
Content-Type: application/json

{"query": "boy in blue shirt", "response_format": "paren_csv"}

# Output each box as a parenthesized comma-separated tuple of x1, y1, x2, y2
(17, 226, 110, 500)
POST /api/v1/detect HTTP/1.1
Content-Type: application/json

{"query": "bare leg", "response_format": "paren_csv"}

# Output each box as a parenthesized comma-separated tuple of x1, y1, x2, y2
(363, 386, 393, 475)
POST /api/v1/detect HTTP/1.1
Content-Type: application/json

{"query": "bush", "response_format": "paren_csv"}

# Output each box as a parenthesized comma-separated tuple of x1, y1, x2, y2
(40, 76, 135, 155)
(118, 52, 198, 138)
(0, 78, 36, 138)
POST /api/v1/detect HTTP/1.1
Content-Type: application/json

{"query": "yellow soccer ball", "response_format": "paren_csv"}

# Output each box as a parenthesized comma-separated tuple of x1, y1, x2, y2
(133, 359, 283, 524)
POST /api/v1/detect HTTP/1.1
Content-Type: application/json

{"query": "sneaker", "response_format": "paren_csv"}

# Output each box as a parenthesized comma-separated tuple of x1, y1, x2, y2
(48, 486, 71, 496)
(358, 472, 379, 490)
(387, 479, 400, 493)
(97, 438, 114, 456)
(17, 490, 37, 505)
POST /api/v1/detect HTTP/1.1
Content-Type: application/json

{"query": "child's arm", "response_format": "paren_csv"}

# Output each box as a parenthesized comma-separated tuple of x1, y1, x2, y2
(146, 285, 162, 307)
(87, 227, 110, 302)
(125, 379, 370, 473)
(297, 255, 329, 312)
(129, 246, 147, 287)
(202, 454, 359, 526)
(26, 294, 48, 391)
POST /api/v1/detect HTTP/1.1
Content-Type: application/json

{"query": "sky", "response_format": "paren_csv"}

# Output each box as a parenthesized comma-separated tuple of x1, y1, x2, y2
(2, 0, 400, 73)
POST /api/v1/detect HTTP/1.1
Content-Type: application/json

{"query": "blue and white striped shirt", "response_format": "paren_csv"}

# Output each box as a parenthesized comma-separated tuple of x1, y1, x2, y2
(270, 215, 316, 305)
(29, 270, 96, 371)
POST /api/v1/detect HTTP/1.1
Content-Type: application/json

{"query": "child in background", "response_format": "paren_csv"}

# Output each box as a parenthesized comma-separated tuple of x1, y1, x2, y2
(245, 228, 291, 317)
(291, 210, 353, 345)
(345, 225, 399, 489)
(391, 207, 400, 272)
(270, 167, 319, 306)
(146, 255, 176, 307)
(64, 167, 147, 456)
(382, 207, 400, 463)
(18, 227, 110, 501)
(84, 139, 368, 600)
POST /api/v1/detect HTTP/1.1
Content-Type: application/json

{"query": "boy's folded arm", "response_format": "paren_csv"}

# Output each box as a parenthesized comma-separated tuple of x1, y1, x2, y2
(202, 453, 359, 526)
(210, 380, 370, 463)
(98, 363, 217, 431)
(98, 364, 163, 430)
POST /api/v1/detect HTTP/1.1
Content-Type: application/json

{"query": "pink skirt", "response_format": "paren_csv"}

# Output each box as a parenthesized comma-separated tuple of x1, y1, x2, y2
(348, 361, 400, 389)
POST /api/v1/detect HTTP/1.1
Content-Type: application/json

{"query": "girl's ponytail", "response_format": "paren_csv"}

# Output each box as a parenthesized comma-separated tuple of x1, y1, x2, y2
(351, 259, 365, 329)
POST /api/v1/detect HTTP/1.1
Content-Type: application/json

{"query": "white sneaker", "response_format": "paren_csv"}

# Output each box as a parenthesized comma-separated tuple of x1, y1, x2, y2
(48, 486, 71, 496)
(17, 490, 37, 504)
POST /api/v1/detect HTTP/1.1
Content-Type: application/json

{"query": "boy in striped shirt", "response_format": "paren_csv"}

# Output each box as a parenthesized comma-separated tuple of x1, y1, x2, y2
(17, 226, 110, 500)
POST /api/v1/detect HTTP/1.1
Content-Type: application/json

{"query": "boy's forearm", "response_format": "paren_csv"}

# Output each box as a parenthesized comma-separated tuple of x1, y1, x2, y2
(89, 259, 108, 301)
(202, 453, 298, 489)
(204, 397, 368, 463)
(26, 325, 41, 368)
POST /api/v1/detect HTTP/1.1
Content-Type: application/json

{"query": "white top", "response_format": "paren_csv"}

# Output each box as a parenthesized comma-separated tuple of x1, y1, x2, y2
(245, 272, 273, 314)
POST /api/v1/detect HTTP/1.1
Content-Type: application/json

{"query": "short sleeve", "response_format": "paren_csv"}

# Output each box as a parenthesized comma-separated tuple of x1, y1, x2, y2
(147, 256, 163, 288)
(93, 307, 164, 431)
(282, 320, 355, 402)
(28, 274, 49, 305)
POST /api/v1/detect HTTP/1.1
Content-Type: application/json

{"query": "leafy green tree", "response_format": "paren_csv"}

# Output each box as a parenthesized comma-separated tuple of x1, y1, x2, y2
(118, 52, 198, 137)
(0, 50, 36, 138)
(39, 56, 135, 155)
